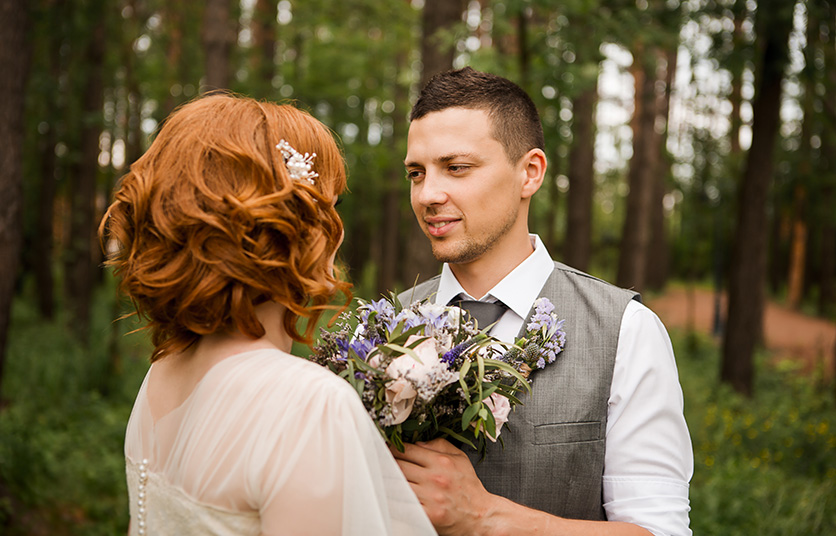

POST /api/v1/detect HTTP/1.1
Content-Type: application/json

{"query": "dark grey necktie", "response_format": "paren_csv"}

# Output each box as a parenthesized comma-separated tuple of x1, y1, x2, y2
(451, 298, 508, 329)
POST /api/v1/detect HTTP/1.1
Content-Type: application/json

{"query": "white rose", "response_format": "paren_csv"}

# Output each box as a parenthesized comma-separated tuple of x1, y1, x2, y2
(385, 335, 441, 381)
(385, 378, 418, 425)
(484, 393, 512, 442)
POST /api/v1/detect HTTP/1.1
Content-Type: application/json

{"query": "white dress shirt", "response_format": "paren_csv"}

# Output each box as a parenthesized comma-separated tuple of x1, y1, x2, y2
(434, 235, 693, 536)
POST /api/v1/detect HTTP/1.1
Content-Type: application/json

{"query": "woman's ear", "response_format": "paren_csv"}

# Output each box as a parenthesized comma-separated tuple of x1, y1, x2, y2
(520, 148, 547, 199)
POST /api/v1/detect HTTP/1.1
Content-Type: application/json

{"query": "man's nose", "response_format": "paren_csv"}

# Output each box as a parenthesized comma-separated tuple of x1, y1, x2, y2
(413, 170, 448, 206)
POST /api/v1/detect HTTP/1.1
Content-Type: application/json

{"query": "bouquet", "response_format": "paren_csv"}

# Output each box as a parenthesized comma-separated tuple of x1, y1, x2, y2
(310, 295, 566, 454)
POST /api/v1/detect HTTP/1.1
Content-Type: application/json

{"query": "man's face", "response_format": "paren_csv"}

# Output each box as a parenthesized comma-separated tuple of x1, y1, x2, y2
(405, 107, 527, 266)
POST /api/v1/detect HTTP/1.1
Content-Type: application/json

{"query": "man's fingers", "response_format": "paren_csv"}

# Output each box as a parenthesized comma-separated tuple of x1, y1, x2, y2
(417, 438, 462, 455)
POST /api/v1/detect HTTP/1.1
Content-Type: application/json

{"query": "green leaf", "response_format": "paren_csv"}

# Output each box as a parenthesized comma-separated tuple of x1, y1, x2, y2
(389, 324, 426, 345)
(378, 342, 421, 362)
(484, 359, 532, 392)
(483, 410, 497, 439)
(462, 402, 482, 429)
(438, 426, 477, 450)
(481, 382, 499, 400)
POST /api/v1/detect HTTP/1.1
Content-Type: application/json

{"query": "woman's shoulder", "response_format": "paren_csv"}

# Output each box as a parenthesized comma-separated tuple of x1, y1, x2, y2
(209, 348, 359, 405)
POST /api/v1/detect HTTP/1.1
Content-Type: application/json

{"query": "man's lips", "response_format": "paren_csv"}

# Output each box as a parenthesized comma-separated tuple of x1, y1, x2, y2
(425, 217, 460, 237)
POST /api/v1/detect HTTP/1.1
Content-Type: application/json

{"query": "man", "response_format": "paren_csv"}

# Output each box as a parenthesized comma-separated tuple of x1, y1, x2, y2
(394, 67, 693, 536)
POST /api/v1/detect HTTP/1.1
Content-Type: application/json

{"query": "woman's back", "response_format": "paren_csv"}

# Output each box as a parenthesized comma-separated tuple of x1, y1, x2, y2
(126, 348, 435, 535)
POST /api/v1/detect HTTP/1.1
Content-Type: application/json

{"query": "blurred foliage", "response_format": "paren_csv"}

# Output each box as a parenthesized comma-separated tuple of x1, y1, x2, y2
(677, 330, 836, 535)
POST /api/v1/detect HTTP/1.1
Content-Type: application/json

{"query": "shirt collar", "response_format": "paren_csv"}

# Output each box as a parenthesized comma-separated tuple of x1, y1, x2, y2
(436, 234, 554, 320)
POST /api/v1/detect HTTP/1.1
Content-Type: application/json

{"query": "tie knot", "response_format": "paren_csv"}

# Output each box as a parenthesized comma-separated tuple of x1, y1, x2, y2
(451, 299, 508, 330)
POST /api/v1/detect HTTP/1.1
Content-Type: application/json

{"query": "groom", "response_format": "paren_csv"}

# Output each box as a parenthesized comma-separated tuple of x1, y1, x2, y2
(393, 67, 693, 536)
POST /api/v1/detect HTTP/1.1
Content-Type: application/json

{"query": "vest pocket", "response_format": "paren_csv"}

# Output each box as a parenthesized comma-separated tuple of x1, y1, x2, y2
(532, 421, 604, 445)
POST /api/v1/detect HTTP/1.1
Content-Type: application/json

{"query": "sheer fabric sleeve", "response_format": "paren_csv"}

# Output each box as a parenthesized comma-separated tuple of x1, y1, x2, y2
(247, 361, 436, 535)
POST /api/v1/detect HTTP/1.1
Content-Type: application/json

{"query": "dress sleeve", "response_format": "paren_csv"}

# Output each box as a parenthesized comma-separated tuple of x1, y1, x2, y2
(245, 363, 436, 536)
(604, 300, 694, 536)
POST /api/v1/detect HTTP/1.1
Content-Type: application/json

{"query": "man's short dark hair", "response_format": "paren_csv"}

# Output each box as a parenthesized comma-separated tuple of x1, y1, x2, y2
(410, 67, 545, 163)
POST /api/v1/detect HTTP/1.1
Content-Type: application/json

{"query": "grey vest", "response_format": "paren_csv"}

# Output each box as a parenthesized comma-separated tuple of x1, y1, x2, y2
(398, 262, 639, 520)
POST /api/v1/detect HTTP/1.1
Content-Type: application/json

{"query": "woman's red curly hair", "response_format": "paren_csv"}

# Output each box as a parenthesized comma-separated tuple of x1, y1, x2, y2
(99, 94, 352, 362)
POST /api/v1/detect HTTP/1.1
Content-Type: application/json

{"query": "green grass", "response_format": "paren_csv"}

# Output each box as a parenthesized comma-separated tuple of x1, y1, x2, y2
(1, 292, 834, 534)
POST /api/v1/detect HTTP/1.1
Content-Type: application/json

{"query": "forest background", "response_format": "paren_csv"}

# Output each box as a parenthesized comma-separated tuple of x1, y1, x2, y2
(0, 0, 835, 533)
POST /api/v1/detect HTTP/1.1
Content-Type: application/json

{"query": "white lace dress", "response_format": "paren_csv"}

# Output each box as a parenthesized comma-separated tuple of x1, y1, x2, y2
(125, 349, 436, 535)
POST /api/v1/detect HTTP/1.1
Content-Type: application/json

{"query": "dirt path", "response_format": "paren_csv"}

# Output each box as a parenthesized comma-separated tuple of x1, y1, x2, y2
(646, 287, 836, 378)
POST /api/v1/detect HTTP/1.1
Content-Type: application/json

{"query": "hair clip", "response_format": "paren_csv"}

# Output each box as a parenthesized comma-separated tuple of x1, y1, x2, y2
(276, 139, 318, 185)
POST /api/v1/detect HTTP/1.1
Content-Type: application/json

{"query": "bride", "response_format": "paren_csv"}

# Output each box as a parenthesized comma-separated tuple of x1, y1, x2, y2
(100, 94, 436, 535)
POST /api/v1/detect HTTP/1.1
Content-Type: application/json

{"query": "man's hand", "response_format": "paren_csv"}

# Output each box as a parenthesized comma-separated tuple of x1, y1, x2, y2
(391, 438, 501, 536)
(392, 439, 655, 536)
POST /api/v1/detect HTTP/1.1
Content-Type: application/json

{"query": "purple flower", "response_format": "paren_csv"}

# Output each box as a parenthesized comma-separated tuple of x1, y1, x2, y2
(441, 341, 470, 366)
(336, 338, 350, 360)
(359, 298, 396, 325)
(534, 297, 555, 315)
(350, 337, 383, 361)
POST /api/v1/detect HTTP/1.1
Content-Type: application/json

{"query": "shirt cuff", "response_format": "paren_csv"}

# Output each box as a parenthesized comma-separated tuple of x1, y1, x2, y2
(603, 475, 692, 536)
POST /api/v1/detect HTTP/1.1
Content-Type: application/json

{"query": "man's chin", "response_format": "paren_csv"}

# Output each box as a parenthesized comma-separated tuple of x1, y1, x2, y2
(431, 243, 484, 265)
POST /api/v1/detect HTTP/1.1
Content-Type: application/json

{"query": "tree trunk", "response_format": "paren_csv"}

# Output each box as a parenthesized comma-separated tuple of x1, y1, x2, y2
(787, 15, 817, 310)
(163, 1, 185, 115)
(418, 0, 463, 89)
(402, 0, 464, 286)
(516, 5, 530, 91)
(250, 0, 277, 98)
(64, 4, 106, 344)
(0, 0, 31, 400)
(565, 84, 597, 272)
(721, 0, 794, 396)
(786, 185, 807, 309)
(617, 51, 657, 293)
(32, 23, 63, 319)
(202, 0, 234, 92)
(379, 50, 410, 295)
(729, 2, 748, 155)
(817, 2, 836, 317)
(647, 47, 677, 291)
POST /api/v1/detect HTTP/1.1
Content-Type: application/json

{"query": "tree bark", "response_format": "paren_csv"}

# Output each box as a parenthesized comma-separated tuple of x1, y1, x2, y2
(564, 84, 597, 272)
(250, 0, 277, 98)
(647, 47, 677, 291)
(728, 2, 748, 155)
(31, 22, 63, 319)
(787, 13, 818, 310)
(64, 4, 106, 344)
(0, 0, 31, 398)
(163, 0, 185, 115)
(816, 1, 836, 317)
(402, 0, 464, 285)
(379, 50, 410, 295)
(617, 51, 657, 294)
(202, 0, 234, 92)
(721, 0, 794, 396)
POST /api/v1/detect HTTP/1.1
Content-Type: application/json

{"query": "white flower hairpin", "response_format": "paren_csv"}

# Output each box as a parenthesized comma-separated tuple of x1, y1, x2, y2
(276, 139, 318, 185)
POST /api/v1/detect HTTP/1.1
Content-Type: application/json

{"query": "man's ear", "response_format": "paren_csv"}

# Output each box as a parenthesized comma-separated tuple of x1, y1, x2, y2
(520, 148, 547, 199)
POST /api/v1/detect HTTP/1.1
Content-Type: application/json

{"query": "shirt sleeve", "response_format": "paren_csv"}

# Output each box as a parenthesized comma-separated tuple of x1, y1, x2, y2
(604, 300, 694, 536)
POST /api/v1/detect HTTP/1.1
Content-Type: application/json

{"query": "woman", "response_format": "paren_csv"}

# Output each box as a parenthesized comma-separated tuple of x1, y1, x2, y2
(100, 94, 435, 535)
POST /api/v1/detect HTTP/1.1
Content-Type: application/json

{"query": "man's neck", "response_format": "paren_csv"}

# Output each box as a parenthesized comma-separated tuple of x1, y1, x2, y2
(449, 234, 535, 299)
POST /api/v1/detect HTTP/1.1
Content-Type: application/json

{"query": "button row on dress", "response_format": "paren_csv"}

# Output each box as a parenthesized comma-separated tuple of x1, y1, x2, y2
(137, 459, 149, 535)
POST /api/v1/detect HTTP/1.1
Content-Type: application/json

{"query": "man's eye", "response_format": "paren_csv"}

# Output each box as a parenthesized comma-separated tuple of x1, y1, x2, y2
(406, 170, 424, 181)
(448, 165, 468, 173)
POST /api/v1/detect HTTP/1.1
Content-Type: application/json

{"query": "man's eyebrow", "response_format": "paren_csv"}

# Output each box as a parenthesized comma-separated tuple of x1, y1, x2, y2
(404, 153, 479, 167)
